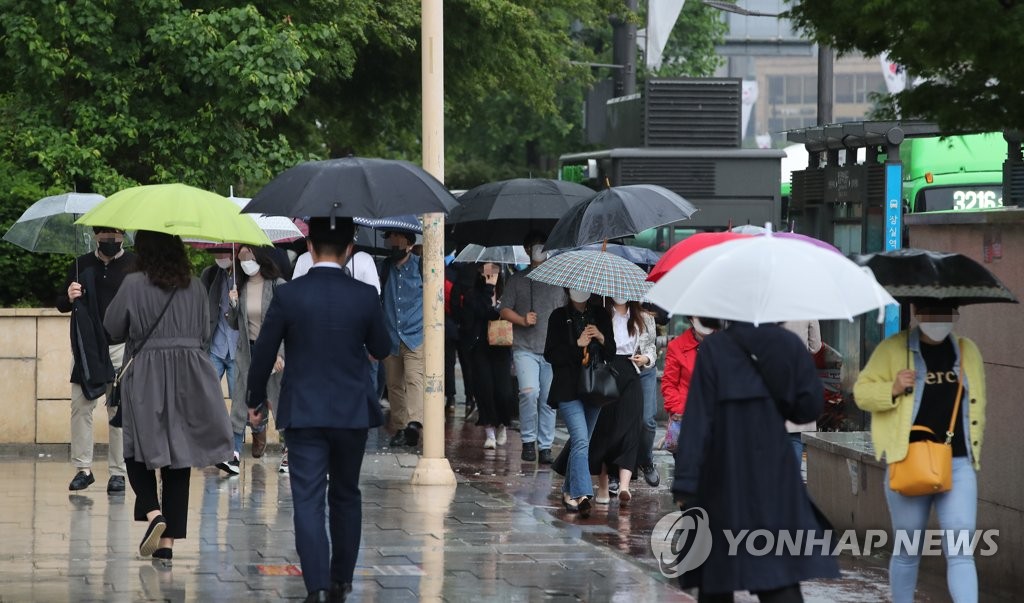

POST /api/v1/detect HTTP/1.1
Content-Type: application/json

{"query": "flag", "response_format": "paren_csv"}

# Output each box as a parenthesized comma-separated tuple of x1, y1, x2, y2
(646, 0, 687, 71)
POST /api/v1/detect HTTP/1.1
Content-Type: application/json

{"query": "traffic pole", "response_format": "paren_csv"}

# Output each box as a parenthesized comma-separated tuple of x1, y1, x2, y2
(412, 0, 456, 487)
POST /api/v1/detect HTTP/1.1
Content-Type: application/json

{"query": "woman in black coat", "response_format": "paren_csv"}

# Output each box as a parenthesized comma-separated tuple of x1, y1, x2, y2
(459, 263, 515, 449)
(544, 290, 615, 518)
(671, 321, 839, 601)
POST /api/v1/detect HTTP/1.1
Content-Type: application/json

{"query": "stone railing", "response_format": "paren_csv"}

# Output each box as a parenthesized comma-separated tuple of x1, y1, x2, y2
(0, 308, 277, 446)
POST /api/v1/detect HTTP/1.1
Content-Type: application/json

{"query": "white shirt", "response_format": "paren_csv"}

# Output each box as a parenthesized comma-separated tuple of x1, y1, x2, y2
(612, 309, 637, 356)
(293, 251, 381, 293)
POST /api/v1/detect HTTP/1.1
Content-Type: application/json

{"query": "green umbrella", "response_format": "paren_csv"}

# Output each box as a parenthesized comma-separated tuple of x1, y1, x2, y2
(75, 184, 271, 246)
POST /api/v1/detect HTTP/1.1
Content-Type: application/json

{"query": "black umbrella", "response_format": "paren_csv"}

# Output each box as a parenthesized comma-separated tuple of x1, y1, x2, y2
(854, 248, 1017, 306)
(543, 184, 698, 251)
(448, 178, 594, 245)
(242, 157, 458, 219)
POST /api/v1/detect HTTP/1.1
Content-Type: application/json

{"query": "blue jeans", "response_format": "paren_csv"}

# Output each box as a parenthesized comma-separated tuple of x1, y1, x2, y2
(513, 349, 555, 449)
(559, 399, 601, 498)
(639, 367, 657, 466)
(208, 352, 236, 399)
(884, 457, 978, 603)
(789, 433, 805, 471)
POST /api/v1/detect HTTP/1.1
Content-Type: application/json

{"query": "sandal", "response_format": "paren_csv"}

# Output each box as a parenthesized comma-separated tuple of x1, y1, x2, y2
(618, 490, 632, 506)
(577, 496, 593, 519)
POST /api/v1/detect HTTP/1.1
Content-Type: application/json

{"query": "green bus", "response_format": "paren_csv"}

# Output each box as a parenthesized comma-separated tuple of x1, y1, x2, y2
(901, 132, 1004, 212)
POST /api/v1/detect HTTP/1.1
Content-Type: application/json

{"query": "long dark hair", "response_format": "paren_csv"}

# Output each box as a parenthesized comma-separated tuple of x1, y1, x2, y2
(606, 298, 646, 337)
(133, 230, 191, 291)
(476, 262, 504, 299)
(236, 245, 282, 286)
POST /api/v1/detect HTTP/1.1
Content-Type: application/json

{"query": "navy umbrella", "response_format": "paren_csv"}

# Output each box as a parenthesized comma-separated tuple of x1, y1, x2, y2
(449, 178, 594, 245)
(243, 157, 458, 219)
(543, 184, 698, 251)
(854, 248, 1017, 306)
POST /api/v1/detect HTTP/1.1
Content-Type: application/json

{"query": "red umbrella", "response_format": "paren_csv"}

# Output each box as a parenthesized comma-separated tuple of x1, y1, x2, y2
(646, 231, 752, 282)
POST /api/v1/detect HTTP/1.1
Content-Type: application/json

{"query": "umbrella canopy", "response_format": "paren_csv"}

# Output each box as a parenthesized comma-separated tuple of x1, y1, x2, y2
(730, 224, 767, 234)
(449, 178, 595, 245)
(543, 184, 698, 251)
(353, 215, 422, 234)
(242, 157, 458, 219)
(185, 196, 303, 247)
(647, 234, 897, 325)
(526, 249, 652, 302)
(647, 232, 752, 282)
(554, 243, 662, 267)
(3, 192, 108, 254)
(454, 244, 529, 265)
(76, 184, 271, 246)
(774, 232, 841, 254)
(854, 248, 1018, 306)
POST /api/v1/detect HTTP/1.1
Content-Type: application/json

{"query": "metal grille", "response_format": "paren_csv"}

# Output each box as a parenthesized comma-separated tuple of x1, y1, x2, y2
(792, 169, 825, 209)
(618, 158, 716, 196)
(644, 78, 741, 148)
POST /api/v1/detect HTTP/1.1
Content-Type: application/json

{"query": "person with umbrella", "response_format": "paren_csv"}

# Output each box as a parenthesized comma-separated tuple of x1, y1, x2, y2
(56, 225, 136, 495)
(498, 231, 567, 464)
(853, 303, 988, 603)
(544, 289, 616, 518)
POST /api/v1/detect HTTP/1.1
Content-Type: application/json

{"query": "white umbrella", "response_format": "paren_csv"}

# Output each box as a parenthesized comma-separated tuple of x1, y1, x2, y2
(453, 244, 529, 265)
(647, 231, 897, 325)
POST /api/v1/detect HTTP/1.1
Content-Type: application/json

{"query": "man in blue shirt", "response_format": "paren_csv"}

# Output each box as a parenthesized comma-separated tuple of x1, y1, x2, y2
(201, 251, 242, 474)
(380, 229, 425, 448)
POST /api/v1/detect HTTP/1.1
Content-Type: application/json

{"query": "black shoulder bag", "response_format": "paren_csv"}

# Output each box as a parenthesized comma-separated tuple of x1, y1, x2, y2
(569, 313, 619, 407)
(109, 289, 177, 427)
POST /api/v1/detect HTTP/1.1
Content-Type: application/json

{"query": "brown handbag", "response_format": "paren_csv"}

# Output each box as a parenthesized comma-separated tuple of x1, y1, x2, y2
(486, 319, 514, 347)
(888, 375, 963, 497)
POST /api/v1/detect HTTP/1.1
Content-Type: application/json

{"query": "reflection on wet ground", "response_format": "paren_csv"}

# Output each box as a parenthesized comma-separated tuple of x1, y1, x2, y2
(0, 401, 1002, 602)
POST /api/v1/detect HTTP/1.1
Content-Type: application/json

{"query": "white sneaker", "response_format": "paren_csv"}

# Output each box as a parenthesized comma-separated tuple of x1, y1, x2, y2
(483, 436, 497, 449)
(496, 426, 507, 446)
(278, 450, 289, 474)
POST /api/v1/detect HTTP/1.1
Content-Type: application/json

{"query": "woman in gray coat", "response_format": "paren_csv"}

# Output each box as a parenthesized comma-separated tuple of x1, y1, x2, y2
(218, 245, 285, 472)
(104, 230, 233, 561)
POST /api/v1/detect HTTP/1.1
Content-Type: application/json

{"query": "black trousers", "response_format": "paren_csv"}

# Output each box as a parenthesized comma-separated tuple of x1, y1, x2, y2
(471, 344, 515, 427)
(698, 585, 803, 603)
(125, 457, 191, 539)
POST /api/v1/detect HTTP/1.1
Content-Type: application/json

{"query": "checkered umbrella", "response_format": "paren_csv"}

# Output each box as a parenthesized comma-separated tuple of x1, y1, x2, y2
(526, 250, 652, 302)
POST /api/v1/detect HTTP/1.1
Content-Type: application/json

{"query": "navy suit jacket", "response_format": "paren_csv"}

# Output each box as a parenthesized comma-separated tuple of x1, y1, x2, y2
(247, 266, 392, 430)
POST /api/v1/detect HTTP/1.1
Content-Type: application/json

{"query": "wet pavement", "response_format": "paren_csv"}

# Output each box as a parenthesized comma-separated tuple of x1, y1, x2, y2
(0, 400, 1009, 602)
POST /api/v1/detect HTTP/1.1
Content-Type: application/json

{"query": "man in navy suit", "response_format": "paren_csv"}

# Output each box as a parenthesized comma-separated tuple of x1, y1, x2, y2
(247, 217, 391, 603)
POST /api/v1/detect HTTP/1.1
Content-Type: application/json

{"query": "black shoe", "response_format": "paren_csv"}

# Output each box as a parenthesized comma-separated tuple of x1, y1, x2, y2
(388, 430, 409, 447)
(608, 478, 620, 496)
(107, 475, 126, 494)
(69, 470, 95, 491)
(404, 422, 422, 447)
(330, 581, 353, 602)
(578, 496, 593, 519)
(521, 441, 537, 462)
(216, 458, 240, 476)
(538, 449, 553, 465)
(640, 463, 661, 487)
(139, 514, 167, 557)
(303, 590, 330, 603)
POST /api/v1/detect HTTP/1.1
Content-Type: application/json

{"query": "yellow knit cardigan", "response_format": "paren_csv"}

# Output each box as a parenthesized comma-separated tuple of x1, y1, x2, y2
(853, 330, 986, 470)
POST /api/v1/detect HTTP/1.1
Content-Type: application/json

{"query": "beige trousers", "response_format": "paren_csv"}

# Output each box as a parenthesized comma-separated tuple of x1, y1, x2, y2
(70, 343, 126, 476)
(382, 342, 425, 431)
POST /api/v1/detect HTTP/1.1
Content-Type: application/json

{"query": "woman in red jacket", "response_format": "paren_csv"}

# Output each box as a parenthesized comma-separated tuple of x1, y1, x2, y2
(662, 317, 720, 426)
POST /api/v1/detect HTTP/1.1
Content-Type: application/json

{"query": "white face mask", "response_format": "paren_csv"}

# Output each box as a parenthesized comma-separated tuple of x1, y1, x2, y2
(568, 289, 591, 304)
(240, 260, 261, 277)
(612, 297, 628, 306)
(530, 244, 547, 263)
(215, 258, 232, 270)
(918, 322, 953, 342)
(692, 317, 715, 337)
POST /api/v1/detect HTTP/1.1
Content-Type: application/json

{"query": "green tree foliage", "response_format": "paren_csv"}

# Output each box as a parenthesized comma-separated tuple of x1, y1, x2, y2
(649, 1, 728, 78)
(787, 0, 1024, 132)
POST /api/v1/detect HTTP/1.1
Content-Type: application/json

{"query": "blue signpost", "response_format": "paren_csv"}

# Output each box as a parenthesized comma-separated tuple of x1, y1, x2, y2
(884, 162, 902, 337)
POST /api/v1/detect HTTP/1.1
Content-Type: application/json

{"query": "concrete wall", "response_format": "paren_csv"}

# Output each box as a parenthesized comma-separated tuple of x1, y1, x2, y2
(0, 308, 277, 446)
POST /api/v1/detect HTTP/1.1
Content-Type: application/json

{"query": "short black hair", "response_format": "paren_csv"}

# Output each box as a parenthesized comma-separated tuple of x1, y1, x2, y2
(92, 226, 123, 235)
(308, 217, 355, 257)
(384, 230, 416, 246)
(523, 229, 547, 249)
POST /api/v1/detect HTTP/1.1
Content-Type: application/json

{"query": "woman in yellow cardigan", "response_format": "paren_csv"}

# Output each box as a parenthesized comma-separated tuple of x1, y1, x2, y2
(854, 304, 986, 603)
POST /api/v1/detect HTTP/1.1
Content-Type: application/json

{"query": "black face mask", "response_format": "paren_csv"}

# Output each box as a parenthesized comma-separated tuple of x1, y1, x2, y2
(389, 246, 409, 261)
(98, 241, 122, 257)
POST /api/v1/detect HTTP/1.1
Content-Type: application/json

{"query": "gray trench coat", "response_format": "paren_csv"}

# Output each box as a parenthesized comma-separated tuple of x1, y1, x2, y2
(104, 273, 233, 470)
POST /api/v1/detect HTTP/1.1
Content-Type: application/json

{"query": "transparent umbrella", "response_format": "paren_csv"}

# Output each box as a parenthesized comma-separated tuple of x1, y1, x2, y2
(3, 192, 107, 255)
(453, 244, 529, 265)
